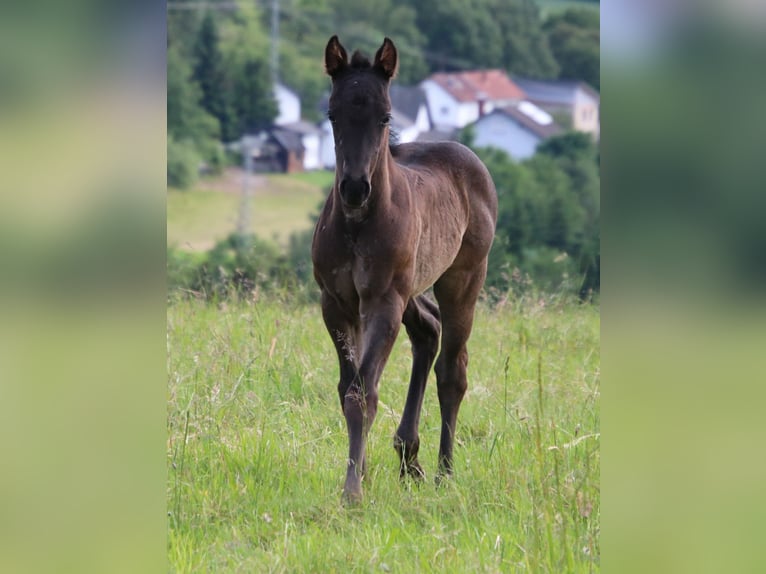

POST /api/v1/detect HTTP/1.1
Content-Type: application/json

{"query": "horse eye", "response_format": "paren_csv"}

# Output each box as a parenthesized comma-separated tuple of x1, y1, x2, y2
(380, 114, 391, 126)
(327, 112, 336, 124)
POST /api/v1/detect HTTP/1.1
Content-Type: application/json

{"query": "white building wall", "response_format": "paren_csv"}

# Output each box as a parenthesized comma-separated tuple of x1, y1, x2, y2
(421, 80, 461, 130)
(398, 124, 420, 144)
(573, 89, 600, 139)
(319, 119, 336, 169)
(301, 133, 321, 170)
(414, 104, 431, 132)
(274, 84, 301, 126)
(473, 113, 541, 161)
(456, 101, 480, 128)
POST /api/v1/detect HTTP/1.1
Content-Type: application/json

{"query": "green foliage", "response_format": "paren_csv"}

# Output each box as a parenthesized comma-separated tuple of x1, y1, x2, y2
(406, 0, 557, 78)
(169, 2, 278, 145)
(476, 132, 599, 299)
(192, 12, 228, 129)
(217, 4, 279, 141)
(167, 246, 206, 293)
(167, 42, 220, 145)
(167, 231, 320, 303)
(543, 8, 600, 89)
(167, 39, 223, 179)
(227, 57, 278, 139)
(167, 136, 201, 190)
(493, 0, 560, 78)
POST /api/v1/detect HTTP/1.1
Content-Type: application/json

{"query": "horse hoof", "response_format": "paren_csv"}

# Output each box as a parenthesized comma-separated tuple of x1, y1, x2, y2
(342, 487, 363, 506)
(399, 461, 426, 482)
(434, 470, 453, 487)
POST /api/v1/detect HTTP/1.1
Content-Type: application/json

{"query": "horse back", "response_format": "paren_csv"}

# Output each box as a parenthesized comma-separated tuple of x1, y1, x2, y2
(393, 140, 497, 249)
(391, 141, 498, 291)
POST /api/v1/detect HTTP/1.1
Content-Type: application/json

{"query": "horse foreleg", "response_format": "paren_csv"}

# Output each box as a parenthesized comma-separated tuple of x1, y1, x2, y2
(320, 293, 367, 494)
(395, 295, 440, 480)
(342, 293, 405, 503)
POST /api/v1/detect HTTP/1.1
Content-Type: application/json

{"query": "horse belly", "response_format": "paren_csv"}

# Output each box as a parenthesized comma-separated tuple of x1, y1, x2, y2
(411, 227, 464, 295)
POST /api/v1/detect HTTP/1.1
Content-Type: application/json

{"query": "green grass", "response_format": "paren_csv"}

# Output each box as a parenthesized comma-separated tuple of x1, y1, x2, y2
(167, 296, 600, 572)
(167, 171, 333, 251)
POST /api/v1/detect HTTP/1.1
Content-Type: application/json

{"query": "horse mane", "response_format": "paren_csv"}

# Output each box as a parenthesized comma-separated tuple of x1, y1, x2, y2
(350, 50, 372, 69)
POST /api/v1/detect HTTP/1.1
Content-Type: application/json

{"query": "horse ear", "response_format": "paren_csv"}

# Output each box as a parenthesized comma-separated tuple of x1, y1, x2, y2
(374, 37, 398, 80)
(325, 35, 348, 78)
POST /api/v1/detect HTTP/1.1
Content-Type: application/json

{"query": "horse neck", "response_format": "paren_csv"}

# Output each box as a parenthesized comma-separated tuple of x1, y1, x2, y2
(369, 143, 398, 207)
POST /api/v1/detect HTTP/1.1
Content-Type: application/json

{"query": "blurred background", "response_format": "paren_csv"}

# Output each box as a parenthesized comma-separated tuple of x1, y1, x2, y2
(0, 1, 166, 573)
(165, 0, 601, 303)
(2, 0, 766, 571)
(603, 1, 766, 573)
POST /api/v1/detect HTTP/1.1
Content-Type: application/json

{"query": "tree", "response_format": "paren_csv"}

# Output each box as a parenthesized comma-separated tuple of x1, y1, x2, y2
(473, 131, 600, 297)
(167, 41, 220, 145)
(407, 0, 504, 71)
(193, 12, 228, 128)
(544, 9, 600, 90)
(403, 0, 557, 78)
(228, 57, 278, 137)
(217, 2, 277, 140)
(537, 132, 600, 295)
(491, 0, 559, 78)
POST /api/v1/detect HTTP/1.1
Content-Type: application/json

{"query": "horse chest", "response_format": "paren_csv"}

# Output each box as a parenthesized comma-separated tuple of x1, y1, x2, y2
(321, 241, 395, 308)
(325, 262, 356, 300)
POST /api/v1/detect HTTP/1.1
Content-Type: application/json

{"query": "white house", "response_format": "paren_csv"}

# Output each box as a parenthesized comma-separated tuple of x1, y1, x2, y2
(273, 83, 301, 126)
(279, 120, 322, 170)
(389, 85, 431, 143)
(512, 77, 600, 140)
(420, 70, 526, 131)
(318, 118, 335, 169)
(472, 101, 562, 161)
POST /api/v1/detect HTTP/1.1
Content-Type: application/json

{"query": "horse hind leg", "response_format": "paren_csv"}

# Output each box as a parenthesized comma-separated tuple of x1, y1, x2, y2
(433, 263, 487, 480)
(394, 294, 440, 480)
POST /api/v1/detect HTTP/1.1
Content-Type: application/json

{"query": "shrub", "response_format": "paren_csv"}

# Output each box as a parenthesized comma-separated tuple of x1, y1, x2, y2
(167, 137, 202, 189)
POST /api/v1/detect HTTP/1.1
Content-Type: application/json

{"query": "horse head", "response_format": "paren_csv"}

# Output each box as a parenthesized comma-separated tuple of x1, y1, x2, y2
(324, 36, 398, 216)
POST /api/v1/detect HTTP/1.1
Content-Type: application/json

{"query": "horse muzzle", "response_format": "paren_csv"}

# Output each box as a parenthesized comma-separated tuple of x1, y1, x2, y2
(339, 176, 371, 209)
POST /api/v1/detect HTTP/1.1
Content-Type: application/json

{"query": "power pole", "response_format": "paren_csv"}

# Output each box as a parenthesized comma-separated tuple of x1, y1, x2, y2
(236, 0, 277, 244)
(237, 136, 258, 239)
(270, 0, 279, 86)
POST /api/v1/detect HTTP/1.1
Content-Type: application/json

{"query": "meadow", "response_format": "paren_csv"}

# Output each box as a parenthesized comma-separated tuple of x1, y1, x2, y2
(167, 171, 333, 251)
(167, 294, 600, 572)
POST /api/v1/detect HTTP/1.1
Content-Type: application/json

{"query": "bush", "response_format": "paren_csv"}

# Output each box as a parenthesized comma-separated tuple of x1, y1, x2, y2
(167, 137, 202, 189)
(197, 138, 226, 176)
(167, 247, 206, 296)
(167, 232, 319, 303)
(475, 132, 599, 300)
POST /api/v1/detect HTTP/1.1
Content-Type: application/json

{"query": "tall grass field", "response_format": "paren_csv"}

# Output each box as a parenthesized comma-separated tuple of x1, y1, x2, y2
(167, 295, 599, 572)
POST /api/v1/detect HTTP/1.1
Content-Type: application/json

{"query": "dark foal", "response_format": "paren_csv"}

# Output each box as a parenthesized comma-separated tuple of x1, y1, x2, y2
(311, 36, 498, 503)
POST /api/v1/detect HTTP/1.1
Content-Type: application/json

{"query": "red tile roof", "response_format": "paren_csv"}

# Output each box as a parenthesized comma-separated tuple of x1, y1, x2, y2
(427, 70, 526, 103)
